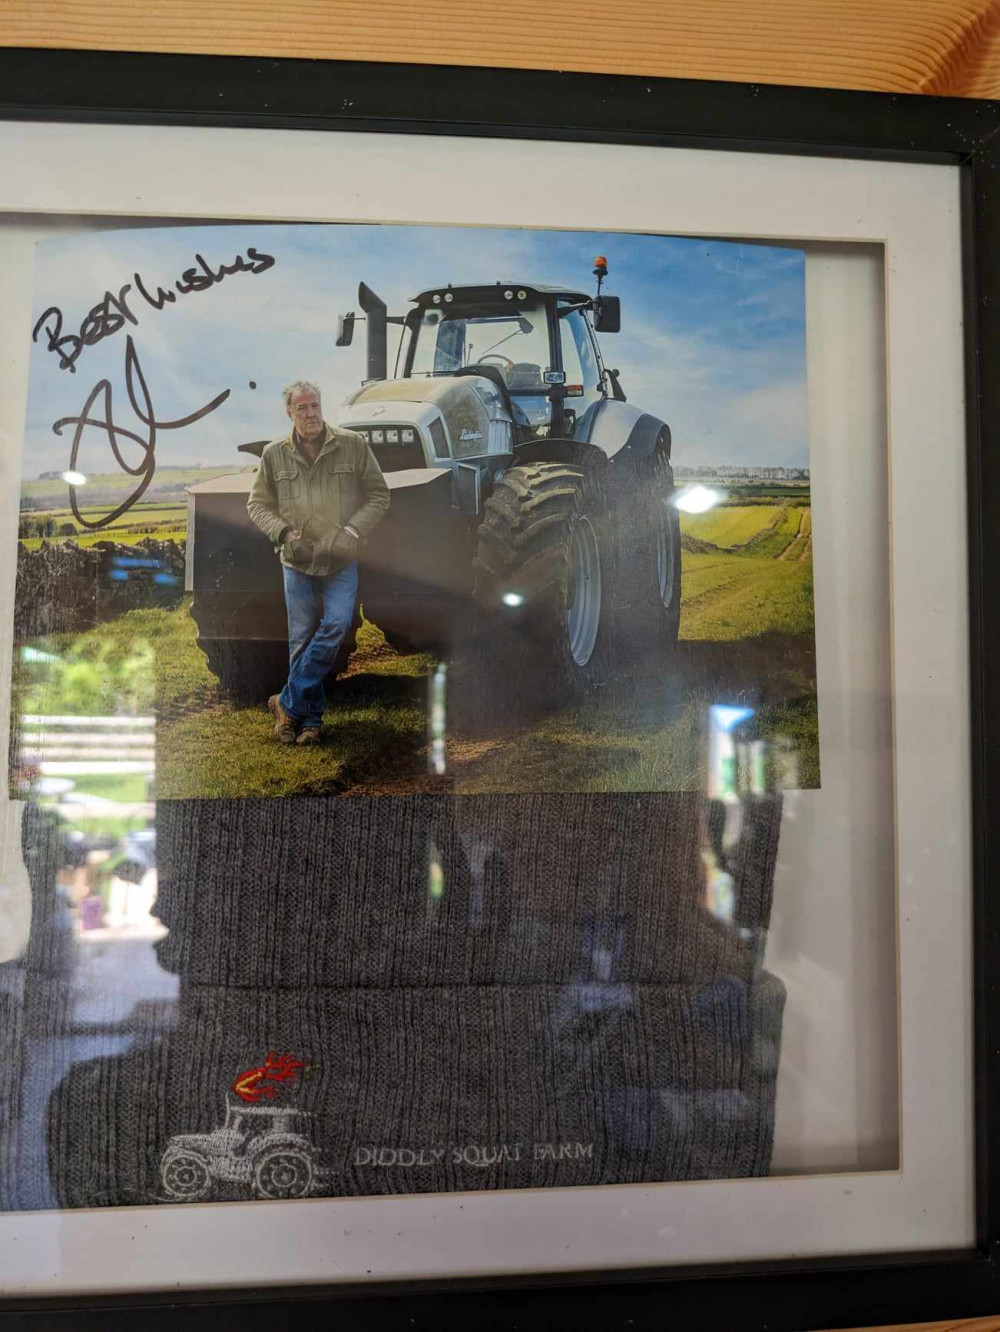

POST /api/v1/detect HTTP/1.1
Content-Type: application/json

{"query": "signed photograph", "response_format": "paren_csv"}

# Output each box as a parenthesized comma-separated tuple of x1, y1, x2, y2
(8, 222, 816, 803)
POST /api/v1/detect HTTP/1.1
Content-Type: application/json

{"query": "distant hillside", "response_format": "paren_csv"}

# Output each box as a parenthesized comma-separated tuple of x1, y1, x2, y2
(20, 465, 251, 509)
(674, 465, 810, 482)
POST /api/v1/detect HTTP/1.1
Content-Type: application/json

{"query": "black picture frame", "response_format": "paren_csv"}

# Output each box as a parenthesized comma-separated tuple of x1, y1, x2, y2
(0, 47, 997, 1332)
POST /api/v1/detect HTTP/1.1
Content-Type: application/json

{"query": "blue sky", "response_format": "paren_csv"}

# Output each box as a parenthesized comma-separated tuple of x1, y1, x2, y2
(22, 223, 807, 480)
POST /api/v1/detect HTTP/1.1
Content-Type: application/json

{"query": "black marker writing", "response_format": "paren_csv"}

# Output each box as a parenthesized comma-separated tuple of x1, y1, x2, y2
(53, 334, 230, 529)
(173, 247, 275, 296)
(33, 246, 275, 373)
(132, 272, 176, 312)
(33, 285, 138, 374)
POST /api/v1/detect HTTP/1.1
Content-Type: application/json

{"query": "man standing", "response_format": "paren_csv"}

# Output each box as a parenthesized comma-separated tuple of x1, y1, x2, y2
(247, 380, 390, 745)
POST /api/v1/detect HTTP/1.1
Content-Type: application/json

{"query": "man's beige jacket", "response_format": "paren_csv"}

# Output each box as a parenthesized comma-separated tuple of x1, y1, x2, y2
(247, 423, 390, 576)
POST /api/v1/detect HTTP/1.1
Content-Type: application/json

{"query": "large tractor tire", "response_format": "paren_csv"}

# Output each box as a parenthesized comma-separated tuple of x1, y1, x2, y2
(472, 461, 613, 711)
(598, 446, 683, 724)
(613, 449, 682, 662)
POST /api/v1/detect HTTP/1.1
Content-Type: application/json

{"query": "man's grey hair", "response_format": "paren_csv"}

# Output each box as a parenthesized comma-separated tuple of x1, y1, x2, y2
(282, 380, 322, 408)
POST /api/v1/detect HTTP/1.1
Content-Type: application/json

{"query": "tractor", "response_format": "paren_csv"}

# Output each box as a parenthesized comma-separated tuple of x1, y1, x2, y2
(186, 259, 681, 702)
(159, 1102, 318, 1201)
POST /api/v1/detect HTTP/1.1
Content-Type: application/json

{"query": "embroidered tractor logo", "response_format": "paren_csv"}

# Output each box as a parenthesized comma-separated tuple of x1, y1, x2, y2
(159, 1052, 320, 1203)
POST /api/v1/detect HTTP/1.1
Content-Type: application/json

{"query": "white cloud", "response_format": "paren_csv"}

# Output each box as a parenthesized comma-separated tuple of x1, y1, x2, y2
(608, 310, 807, 469)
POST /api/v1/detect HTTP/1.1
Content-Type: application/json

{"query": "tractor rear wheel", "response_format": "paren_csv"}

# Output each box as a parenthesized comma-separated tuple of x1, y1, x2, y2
(599, 448, 683, 722)
(623, 447, 687, 655)
(473, 462, 612, 709)
(253, 1146, 314, 1200)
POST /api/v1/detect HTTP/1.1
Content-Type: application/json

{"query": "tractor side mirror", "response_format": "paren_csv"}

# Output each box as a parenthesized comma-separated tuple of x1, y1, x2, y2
(335, 312, 356, 347)
(594, 296, 621, 333)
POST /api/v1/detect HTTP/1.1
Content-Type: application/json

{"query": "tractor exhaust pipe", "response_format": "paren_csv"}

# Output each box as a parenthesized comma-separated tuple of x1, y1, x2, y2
(358, 282, 388, 381)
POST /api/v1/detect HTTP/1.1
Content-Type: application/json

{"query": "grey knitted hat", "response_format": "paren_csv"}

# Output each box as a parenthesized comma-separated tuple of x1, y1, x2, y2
(3, 791, 785, 1211)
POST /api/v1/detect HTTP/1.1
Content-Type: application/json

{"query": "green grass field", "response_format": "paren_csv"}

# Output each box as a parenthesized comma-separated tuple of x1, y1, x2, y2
(679, 549, 813, 641)
(681, 501, 812, 560)
(14, 495, 818, 798)
(679, 504, 775, 549)
(17, 466, 248, 548)
(16, 601, 434, 800)
(19, 499, 188, 551)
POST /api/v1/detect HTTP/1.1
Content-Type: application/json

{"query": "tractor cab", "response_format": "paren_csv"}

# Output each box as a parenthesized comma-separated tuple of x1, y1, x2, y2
(397, 281, 618, 440)
(335, 268, 623, 474)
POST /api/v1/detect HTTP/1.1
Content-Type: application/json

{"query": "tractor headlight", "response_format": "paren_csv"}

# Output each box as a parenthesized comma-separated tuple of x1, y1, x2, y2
(371, 429, 384, 443)
(401, 428, 416, 443)
(386, 429, 399, 443)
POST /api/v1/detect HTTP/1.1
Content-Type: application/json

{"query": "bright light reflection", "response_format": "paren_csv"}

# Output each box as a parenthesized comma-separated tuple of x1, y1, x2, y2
(429, 661, 447, 774)
(61, 470, 87, 486)
(674, 484, 718, 514)
(711, 704, 756, 733)
(502, 592, 524, 607)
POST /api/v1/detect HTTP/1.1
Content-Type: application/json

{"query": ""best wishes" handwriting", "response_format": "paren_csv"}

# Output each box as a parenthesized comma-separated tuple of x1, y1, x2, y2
(32, 245, 277, 528)
(32, 245, 275, 374)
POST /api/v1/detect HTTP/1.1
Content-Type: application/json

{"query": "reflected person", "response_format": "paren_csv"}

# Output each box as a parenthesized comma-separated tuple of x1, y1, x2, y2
(247, 380, 390, 745)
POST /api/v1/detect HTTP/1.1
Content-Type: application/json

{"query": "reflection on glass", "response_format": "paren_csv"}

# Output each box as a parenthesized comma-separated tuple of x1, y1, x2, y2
(3, 501, 812, 1209)
(3, 548, 180, 1209)
(2, 224, 831, 1218)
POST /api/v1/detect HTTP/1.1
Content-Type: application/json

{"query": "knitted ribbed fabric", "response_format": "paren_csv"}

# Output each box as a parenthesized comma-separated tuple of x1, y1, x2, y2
(2, 792, 785, 1210)
(153, 795, 778, 986)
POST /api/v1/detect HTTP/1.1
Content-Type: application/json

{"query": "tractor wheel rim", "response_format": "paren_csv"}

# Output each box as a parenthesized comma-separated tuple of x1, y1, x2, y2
(568, 515, 601, 667)
(258, 1153, 310, 1197)
(163, 1154, 208, 1196)
(655, 502, 676, 607)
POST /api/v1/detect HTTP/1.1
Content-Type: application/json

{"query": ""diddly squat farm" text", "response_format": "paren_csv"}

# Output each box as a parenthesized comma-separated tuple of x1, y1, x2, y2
(353, 1142, 595, 1169)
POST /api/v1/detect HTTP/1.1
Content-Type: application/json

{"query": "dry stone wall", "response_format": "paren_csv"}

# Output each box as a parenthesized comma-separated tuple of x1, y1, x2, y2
(14, 539, 186, 641)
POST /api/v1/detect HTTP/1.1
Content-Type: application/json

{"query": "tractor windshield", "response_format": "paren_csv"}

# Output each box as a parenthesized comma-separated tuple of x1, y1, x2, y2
(407, 305, 552, 394)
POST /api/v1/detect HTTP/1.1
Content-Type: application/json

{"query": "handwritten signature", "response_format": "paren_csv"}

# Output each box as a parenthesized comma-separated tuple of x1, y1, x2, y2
(53, 335, 230, 529)
(33, 245, 275, 374)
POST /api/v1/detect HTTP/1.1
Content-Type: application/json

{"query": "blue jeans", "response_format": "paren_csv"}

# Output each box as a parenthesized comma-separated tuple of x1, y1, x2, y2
(279, 562, 358, 729)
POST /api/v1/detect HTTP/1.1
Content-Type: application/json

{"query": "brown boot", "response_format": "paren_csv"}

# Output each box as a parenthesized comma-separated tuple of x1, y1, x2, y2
(296, 727, 322, 746)
(268, 695, 298, 745)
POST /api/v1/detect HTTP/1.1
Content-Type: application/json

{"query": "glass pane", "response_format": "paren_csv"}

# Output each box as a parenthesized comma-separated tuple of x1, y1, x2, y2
(409, 304, 551, 387)
(0, 217, 897, 1224)
(559, 308, 601, 393)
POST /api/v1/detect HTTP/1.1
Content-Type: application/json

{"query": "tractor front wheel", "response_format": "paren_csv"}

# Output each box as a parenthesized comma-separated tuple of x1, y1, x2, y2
(473, 462, 612, 711)
(160, 1148, 212, 1202)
